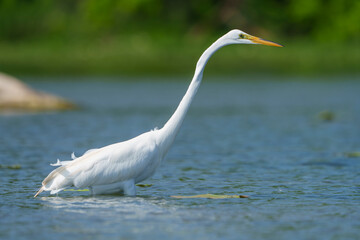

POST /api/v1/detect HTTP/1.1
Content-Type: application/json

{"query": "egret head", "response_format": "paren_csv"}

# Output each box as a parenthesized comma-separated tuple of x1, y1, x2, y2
(224, 29, 283, 47)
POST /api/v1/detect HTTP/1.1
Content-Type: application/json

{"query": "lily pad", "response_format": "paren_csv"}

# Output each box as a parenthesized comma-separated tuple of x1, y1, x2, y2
(64, 189, 89, 192)
(171, 194, 249, 199)
(318, 110, 335, 121)
(344, 152, 360, 158)
(0, 164, 21, 169)
(136, 184, 153, 188)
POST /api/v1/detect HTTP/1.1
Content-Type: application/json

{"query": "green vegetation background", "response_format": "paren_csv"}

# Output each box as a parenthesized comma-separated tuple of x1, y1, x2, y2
(0, 0, 359, 76)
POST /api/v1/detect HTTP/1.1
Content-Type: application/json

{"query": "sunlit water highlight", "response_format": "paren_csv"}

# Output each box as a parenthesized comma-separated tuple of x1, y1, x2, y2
(1, 77, 359, 239)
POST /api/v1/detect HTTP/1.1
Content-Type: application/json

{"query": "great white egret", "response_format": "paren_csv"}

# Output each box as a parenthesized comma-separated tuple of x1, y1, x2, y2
(34, 29, 282, 197)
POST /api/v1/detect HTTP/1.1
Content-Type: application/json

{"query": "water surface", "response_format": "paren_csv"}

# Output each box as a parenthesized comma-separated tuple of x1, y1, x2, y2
(1, 77, 360, 239)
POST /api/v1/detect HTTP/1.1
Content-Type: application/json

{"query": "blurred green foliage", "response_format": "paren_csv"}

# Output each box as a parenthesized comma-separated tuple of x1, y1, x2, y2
(1, 0, 359, 42)
(0, 0, 359, 76)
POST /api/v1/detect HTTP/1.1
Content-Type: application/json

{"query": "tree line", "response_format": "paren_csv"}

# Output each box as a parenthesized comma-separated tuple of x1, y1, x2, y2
(0, 0, 359, 42)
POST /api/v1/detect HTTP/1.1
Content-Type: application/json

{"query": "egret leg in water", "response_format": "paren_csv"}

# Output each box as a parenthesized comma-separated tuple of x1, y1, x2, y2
(34, 29, 283, 197)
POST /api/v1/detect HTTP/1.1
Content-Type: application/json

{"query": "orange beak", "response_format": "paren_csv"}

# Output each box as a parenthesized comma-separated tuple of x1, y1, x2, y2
(249, 36, 283, 47)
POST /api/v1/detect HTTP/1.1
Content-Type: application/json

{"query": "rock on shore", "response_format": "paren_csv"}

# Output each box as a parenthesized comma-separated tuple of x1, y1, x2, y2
(0, 73, 76, 112)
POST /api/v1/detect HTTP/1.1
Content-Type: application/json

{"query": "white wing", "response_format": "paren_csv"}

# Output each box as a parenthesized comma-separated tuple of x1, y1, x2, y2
(40, 131, 160, 193)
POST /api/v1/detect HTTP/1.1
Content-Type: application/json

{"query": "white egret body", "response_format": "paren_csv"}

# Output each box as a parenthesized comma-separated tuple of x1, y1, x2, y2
(34, 29, 282, 197)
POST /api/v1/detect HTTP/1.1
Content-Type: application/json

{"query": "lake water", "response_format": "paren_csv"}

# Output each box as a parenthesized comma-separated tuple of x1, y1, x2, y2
(1, 76, 359, 240)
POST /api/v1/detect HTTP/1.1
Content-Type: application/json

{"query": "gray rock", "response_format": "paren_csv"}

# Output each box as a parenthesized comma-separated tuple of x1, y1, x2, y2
(0, 72, 76, 112)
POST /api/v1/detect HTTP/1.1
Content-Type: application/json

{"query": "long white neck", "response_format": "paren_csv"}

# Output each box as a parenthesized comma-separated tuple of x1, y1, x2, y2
(157, 36, 229, 156)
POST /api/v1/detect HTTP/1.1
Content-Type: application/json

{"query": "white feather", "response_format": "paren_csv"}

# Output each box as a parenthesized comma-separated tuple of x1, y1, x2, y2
(50, 159, 72, 167)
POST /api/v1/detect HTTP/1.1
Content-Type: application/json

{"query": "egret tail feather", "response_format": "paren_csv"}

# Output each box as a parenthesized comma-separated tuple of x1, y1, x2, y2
(34, 186, 44, 198)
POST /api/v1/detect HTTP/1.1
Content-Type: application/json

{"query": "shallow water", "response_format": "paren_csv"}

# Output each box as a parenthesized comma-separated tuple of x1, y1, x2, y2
(1, 77, 360, 240)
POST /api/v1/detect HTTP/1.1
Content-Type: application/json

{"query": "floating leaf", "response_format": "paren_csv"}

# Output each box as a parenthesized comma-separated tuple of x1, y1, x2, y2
(318, 110, 335, 121)
(0, 164, 21, 169)
(171, 194, 249, 199)
(64, 189, 89, 192)
(136, 184, 153, 188)
(178, 177, 190, 182)
(345, 152, 360, 158)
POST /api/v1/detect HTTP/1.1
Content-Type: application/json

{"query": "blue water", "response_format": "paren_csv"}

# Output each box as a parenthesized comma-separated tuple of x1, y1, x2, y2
(1, 77, 360, 239)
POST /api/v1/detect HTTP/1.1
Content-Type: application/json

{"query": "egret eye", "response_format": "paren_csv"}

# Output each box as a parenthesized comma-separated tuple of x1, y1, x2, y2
(239, 34, 246, 39)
